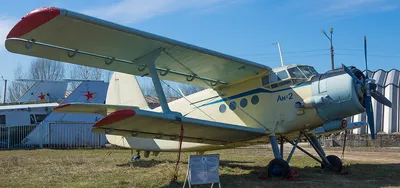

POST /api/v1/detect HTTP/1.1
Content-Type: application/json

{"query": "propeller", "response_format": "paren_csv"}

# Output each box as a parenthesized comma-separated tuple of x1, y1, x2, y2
(342, 36, 392, 139)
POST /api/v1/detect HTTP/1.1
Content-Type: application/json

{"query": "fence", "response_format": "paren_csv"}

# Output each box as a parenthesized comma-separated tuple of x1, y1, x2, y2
(0, 122, 107, 150)
(324, 134, 400, 147)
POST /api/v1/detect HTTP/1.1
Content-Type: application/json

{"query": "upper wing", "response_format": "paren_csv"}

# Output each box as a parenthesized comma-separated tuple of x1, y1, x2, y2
(91, 108, 268, 145)
(5, 7, 271, 89)
(54, 103, 139, 116)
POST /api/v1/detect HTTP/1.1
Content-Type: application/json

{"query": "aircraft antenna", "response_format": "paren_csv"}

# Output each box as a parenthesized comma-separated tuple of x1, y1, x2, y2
(273, 42, 285, 66)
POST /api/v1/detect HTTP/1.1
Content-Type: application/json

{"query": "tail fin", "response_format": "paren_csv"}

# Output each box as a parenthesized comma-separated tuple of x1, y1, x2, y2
(60, 81, 109, 104)
(23, 80, 109, 146)
(17, 80, 68, 103)
(106, 72, 149, 109)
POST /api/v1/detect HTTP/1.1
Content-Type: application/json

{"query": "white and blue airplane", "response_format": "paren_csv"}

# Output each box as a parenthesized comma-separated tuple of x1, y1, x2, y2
(4, 7, 393, 178)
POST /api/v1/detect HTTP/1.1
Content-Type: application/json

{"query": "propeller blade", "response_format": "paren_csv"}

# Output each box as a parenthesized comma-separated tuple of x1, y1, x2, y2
(342, 64, 364, 85)
(364, 36, 369, 79)
(371, 91, 393, 108)
(365, 96, 375, 139)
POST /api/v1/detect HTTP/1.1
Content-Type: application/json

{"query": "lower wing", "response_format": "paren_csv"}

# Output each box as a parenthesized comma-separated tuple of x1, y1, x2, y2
(91, 109, 267, 145)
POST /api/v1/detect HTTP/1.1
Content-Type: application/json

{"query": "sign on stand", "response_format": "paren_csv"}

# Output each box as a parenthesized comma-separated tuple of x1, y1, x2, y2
(183, 154, 221, 188)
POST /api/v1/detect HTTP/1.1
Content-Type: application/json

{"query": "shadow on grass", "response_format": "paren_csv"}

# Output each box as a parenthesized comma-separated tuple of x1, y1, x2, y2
(116, 159, 177, 168)
(116, 159, 254, 169)
(161, 163, 400, 188)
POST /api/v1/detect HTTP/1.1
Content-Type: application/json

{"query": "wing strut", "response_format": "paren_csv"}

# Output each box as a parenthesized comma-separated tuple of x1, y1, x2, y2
(143, 48, 179, 115)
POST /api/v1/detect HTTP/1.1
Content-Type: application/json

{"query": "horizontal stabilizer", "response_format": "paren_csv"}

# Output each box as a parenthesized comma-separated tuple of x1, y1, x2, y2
(92, 109, 267, 145)
(53, 103, 138, 116)
(313, 122, 367, 135)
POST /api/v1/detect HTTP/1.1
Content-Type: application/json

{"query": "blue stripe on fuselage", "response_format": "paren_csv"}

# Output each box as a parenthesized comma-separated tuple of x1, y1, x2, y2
(201, 82, 312, 107)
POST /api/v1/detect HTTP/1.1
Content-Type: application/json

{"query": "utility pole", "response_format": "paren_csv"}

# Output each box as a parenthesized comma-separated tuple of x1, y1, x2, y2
(1, 75, 6, 103)
(273, 42, 285, 66)
(3, 80, 7, 103)
(322, 28, 334, 70)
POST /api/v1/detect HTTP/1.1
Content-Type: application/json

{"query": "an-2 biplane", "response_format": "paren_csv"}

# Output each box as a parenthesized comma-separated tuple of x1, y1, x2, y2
(5, 7, 393, 177)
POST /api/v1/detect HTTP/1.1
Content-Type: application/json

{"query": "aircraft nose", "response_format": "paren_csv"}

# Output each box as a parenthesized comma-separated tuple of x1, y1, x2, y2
(308, 69, 366, 122)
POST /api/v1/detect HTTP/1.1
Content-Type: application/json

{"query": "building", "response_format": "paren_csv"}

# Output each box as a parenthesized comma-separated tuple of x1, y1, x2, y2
(350, 69, 400, 134)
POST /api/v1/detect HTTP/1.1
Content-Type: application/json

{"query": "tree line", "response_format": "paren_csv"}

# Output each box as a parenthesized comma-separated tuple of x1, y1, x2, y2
(6, 58, 204, 102)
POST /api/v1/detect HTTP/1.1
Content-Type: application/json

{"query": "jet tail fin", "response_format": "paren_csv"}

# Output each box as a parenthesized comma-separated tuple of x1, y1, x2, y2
(17, 80, 68, 103)
(60, 80, 109, 104)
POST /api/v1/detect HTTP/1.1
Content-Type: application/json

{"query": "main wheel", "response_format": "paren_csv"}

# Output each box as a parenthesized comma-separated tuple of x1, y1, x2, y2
(267, 158, 290, 178)
(321, 155, 342, 172)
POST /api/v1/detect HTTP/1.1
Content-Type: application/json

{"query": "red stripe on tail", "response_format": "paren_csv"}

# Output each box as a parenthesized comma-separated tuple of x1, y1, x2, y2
(94, 109, 136, 127)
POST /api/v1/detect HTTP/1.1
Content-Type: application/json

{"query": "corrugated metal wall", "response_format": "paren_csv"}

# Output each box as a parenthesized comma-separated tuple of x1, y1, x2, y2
(351, 69, 400, 134)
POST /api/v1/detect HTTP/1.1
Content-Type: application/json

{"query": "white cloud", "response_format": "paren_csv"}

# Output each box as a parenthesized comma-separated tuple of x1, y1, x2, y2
(83, 0, 232, 24)
(283, 0, 399, 19)
(320, 0, 397, 16)
(0, 17, 17, 50)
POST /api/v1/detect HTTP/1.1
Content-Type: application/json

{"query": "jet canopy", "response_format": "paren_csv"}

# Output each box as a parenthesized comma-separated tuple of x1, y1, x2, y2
(262, 64, 318, 89)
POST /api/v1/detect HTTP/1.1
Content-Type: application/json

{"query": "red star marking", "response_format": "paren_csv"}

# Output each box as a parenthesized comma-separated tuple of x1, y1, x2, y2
(38, 92, 45, 101)
(84, 91, 94, 101)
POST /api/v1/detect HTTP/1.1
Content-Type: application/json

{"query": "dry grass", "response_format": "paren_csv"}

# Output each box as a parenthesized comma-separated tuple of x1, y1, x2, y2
(0, 147, 399, 188)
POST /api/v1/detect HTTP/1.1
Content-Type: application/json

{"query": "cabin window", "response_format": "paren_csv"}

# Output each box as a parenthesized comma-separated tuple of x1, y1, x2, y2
(262, 75, 269, 86)
(35, 114, 47, 123)
(240, 98, 248, 108)
(262, 71, 289, 86)
(229, 101, 237, 110)
(288, 67, 306, 79)
(219, 104, 226, 113)
(0, 115, 5, 124)
(251, 95, 259, 105)
(276, 71, 289, 81)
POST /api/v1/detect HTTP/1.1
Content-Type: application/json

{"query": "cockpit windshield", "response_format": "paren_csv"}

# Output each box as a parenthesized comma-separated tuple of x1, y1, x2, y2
(262, 65, 318, 89)
(288, 67, 306, 79)
(298, 66, 318, 78)
(288, 66, 318, 79)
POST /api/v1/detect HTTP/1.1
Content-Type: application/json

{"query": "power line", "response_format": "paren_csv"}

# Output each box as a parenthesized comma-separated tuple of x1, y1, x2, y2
(336, 48, 363, 51)
(336, 53, 400, 58)
(238, 49, 330, 57)
(252, 53, 331, 61)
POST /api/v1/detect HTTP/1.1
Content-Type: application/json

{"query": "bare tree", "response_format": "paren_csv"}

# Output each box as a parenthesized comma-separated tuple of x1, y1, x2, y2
(178, 83, 205, 96)
(69, 65, 104, 89)
(29, 58, 65, 80)
(7, 65, 32, 102)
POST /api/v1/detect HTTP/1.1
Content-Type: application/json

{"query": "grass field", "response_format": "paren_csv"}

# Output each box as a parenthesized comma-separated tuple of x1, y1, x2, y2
(0, 147, 399, 188)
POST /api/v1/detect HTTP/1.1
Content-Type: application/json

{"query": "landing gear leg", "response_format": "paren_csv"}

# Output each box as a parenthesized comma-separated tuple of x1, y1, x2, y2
(267, 134, 290, 178)
(305, 134, 342, 173)
(131, 150, 141, 161)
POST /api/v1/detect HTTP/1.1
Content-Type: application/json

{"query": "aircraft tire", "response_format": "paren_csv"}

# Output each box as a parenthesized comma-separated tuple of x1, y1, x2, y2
(267, 158, 290, 178)
(321, 155, 342, 172)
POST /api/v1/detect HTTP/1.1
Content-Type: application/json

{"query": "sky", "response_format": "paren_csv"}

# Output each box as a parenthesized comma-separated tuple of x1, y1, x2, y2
(0, 0, 399, 82)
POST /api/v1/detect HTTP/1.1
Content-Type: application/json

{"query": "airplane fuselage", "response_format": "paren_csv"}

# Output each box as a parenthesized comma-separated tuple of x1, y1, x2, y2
(108, 65, 367, 153)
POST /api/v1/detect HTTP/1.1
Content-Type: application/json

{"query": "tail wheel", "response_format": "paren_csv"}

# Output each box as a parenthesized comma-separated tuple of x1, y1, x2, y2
(321, 155, 343, 172)
(267, 158, 290, 178)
